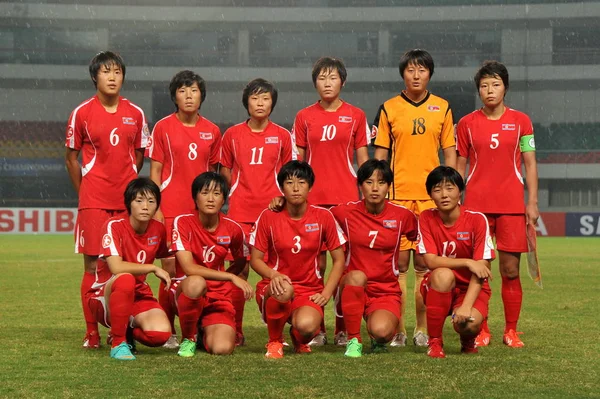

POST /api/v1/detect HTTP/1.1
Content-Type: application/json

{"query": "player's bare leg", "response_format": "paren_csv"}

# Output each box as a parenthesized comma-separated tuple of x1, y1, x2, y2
(413, 252, 429, 346)
(82, 254, 100, 348)
(291, 306, 321, 354)
(264, 282, 294, 359)
(367, 310, 398, 354)
(452, 308, 484, 355)
(309, 252, 329, 347)
(340, 270, 367, 357)
(499, 250, 524, 348)
(204, 324, 236, 355)
(159, 257, 179, 348)
(390, 250, 410, 347)
(232, 263, 250, 346)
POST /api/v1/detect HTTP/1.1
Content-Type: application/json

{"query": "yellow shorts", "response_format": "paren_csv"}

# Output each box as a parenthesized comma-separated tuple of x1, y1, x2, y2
(392, 199, 436, 251)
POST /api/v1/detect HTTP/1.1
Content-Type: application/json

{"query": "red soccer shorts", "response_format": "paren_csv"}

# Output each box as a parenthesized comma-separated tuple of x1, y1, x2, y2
(486, 213, 528, 253)
(199, 295, 236, 330)
(420, 272, 491, 319)
(75, 209, 126, 255)
(255, 280, 323, 323)
(364, 292, 402, 321)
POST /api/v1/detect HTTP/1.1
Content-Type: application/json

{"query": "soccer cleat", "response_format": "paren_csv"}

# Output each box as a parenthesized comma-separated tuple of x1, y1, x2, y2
(110, 342, 136, 361)
(370, 338, 388, 354)
(235, 332, 245, 347)
(413, 330, 429, 347)
(344, 337, 363, 358)
(177, 338, 197, 357)
(126, 327, 138, 354)
(163, 334, 180, 349)
(334, 331, 348, 346)
(460, 337, 479, 354)
(290, 329, 312, 354)
(389, 332, 407, 347)
(503, 330, 524, 348)
(264, 341, 284, 359)
(475, 329, 491, 347)
(308, 331, 327, 347)
(427, 337, 446, 358)
(82, 331, 100, 349)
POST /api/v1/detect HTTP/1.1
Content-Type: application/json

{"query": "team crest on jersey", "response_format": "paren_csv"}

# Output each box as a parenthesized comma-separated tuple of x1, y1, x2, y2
(122, 117, 136, 126)
(102, 234, 112, 249)
(199, 132, 213, 140)
(486, 236, 495, 249)
(67, 126, 74, 138)
(142, 124, 150, 136)
(305, 223, 319, 232)
(146, 136, 153, 148)
(217, 236, 231, 245)
(427, 105, 440, 112)
(148, 236, 159, 246)
(502, 124, 516, 131)
(171, 230, 180, 243)
(370, 125, 378, 140)
(383, 220, 397, 229)
(457, 232, 470, 241)
(338, 116, 352, 123)
(265, 136, 279, 144)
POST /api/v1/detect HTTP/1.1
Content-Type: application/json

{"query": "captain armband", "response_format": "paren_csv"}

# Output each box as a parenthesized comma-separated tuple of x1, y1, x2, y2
(519, 135, 536, 152)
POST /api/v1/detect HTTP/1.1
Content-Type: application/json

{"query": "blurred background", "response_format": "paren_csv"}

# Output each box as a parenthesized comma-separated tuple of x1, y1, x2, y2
(0, 0, 599, 217)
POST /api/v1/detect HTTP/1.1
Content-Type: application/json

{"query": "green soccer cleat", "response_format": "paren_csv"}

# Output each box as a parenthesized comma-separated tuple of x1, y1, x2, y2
(177, 338, 197, 357)
(110, 342, 136, 361)
(344, 337, 363, 358)
(370, 338, 389, 354)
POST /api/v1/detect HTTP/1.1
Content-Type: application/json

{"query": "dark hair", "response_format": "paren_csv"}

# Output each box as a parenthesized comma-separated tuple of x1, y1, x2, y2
(169, 70, 207, 110)
(124, 177, 161, 214)
(89, 51, 126, 88)
(357, 159, 393, 185)
(425, 166, 465, 195)
(242, 78, 278, 115)
(474, 60, 509, 92)
(191, 172, 229, 208)
(277, 161, 315, 189)
(398, 49, 434, 78)
(311, 57, 347, 86)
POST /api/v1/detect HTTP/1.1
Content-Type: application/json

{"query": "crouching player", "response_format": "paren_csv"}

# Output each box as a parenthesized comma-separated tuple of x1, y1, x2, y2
(331, 159, 418, 357)
(87, 178, 172, 360)
(249, 161, 346, 358)
(417, 166, 494, 358)
(171, 172, 253, 357)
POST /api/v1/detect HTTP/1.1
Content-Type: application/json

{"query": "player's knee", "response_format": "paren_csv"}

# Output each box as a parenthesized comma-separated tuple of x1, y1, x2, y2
(369, 323, 395, 343)
(113, 273, 136, 291)
(83, 255, 98, 274)
(294, 316, 320, 337)
(500, 266, 520, 279)
(397, 262, 409, 273)
(182, 276, 207, 298)
(209, 340, 235, 356)
(429, 268, 454, 291)
(343, 270, 367, 287)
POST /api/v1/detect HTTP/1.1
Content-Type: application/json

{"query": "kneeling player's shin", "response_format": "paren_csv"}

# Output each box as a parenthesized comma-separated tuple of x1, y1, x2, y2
(109, 274, 136, 346)
(341, 285, 366, 342)
(265, 297, 291, 342)
(425, 289, 452, 339)
(133, 329, 171, 347)
(178, 293, 204, 341)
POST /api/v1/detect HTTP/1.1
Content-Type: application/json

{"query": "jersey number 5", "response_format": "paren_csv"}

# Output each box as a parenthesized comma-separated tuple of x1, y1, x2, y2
(490, 133, 499, 149)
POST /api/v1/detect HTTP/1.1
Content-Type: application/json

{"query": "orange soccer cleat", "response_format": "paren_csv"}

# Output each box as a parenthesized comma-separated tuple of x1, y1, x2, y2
(503, 330, 524, 348)
(264, 341, 284, 359)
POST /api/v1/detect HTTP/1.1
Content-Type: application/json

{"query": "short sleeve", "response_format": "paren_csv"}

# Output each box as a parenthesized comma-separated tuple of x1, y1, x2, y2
(281, 128, 297, 164)
(65, 107, 84, 150)
(402, 209, 418, 242)
(456, 117, 471, 158)
(520, 113, 534, 138)
(471, 213, 495, 261)
(134, 107, 149, 150)
(353, 110, 370, 150)
(171, 216, 192, 252)
(229, 221, 248, 259)
(292, 111, 307, 149)
(155, 223, 171, 259)
(248, 210, 270, 253)
(440, 106, 456, 150)
(148, 120, 166, 164)
(208, 125, 223, 166)
(416, 211, 437, 255)
(322, 210, 347, 251)
(101, 220, 123, 258)
(220, 128, 235, 169)
(373, 105, 391, 149)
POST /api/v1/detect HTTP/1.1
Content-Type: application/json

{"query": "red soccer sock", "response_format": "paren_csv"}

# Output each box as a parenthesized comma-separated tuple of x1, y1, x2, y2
(265, 297, 291, 342)
(425, 288, 452, 339)
(81, 271, 98, 333)
(341, 285, 366, 342)
(481, 318, 490, 334)
(231, 286, 246, 336)
(158, 280, 176, 334)
(108, 274, 136, 347)
(132, 328, 171, 347)
(178, 293, 204, 341)
(502, 276, 523, 332)
(291, 326, 314, 345)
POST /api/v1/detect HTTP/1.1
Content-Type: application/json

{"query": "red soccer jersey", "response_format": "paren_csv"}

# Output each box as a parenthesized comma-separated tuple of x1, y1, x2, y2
(220, 121, 296, 223)
(456, 107, 534, 214)
(94, 217, 169, 290)
(171, 213, 247, 299)
(65, 96, 149, 210)
(249, 205, 347, 296)
(292, 101, 370, 205)
(331, 200, 418, 295)
(417, 207, 495, 287)
(148, 113, 222, 218)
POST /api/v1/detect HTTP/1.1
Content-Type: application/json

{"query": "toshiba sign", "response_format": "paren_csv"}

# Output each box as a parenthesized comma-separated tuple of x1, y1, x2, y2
(0, 208, 77, 233)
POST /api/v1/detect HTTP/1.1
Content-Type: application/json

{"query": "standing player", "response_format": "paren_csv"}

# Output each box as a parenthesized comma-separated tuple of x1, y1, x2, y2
(373, 49, 456, 347)
(170, 172, 253, 357)
(220, 78, 296, 346)
(292, 56, 370, 346)
(331, 160, 418, 358)
(86, 178, 172, 360)
(418, 166, 494, 358)
(249, 161, 346, 359)
(456, 61, 539, 348)
(65, 51, 149, 348)
(149, 70, 221, 348)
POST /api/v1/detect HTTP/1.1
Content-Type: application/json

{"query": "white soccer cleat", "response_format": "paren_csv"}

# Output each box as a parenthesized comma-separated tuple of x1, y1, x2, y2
(308, 332, 327, 347)
(413, 331, 429, 347)
(389, 332, 407, 347)
(334, 331, 348, 346)
(163, 334, 180, 349)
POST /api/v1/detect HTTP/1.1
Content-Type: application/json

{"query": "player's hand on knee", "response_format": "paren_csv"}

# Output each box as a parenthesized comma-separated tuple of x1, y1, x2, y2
(268, 196, 285, 212)
(232, 275, 254, 300)
(309, 292, 329, 307)
(452, 305, 473, 325)
(269, 273, 291, 297)
(467, 260, 492, 280)
(154, 267, 171, 291)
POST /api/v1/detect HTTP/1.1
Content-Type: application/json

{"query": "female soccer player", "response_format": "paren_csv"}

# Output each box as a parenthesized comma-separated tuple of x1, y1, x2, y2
(250, 161, 346, 359)
(418, 166, 495, 358)
(331, 160, 418, 357)
(86, 178, 172, 360)
(149, 70, 222, 348)
(292, 56, 370, 346)
(170, 172, 253, 357)
(220, 78, 296, 345)
(456, 60, 539, 348)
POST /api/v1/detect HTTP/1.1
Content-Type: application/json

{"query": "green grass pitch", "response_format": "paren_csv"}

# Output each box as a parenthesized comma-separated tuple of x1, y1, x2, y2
(0, 235, 598, 398)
